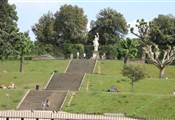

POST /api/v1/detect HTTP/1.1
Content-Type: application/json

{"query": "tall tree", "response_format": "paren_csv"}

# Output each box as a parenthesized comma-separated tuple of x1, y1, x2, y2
(149, 14, 175, 46)
(130, 19, 151, 45)
(0, 0, 19, 61)
(131, 17, 175, 78)
(32, 11, 56, 45)
(54, 4, 88, 44)
(15, 32, 34, 72)
(88, 8, 128, 45)
(144, 45, 175, 78)
(117, 38, 139, 64)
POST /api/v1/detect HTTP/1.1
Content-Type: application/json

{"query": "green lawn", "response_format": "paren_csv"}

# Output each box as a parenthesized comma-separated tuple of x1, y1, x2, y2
(62, 60, 175, 118)
(0, 89, 26, 110)
(81, 74, 175, 95)
(0, 59, 69, 110)
(62, 92, 175, 118)
(0, 60, 69, 89)
(1, 59, 175, 119)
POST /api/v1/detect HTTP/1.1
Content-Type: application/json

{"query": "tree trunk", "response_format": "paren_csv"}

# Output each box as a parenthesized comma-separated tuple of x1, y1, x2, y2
(131, 81, 134, 93)
(159, 67, 165, 79)
(142, 50, 146, 63)
(19, 56, 24, 72)
(124, 56, 128, 64)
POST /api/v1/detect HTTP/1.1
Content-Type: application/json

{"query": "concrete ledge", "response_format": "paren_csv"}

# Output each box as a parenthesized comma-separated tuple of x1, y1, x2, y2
(104, 113, 125, 117)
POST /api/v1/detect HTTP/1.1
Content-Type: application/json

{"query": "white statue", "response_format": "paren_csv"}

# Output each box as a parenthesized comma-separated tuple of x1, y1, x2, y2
(93, 33, 99, 51)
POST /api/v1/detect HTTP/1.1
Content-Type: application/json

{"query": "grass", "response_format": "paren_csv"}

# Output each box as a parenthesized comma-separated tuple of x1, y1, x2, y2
(1, 59, 175, 118)
(0, 60, 69, 89)
(0, 89, 26, 110)
(94, 60, 123, 76)
(62, 60, 175, 118)
(81, 74, 175, 95)
(0, 59, 69, 109)
(62, 92, 175, 118)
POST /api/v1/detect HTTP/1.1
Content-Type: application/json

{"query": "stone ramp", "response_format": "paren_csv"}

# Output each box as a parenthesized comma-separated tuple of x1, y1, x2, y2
(17, 90, 67, 111)
(66, 59, 96, 74)
(46, 73, 84, 91)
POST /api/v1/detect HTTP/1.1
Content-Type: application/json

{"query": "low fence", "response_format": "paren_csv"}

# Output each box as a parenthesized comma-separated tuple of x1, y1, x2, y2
(0, 110, 131, 120)
(0, 110, 174, 120)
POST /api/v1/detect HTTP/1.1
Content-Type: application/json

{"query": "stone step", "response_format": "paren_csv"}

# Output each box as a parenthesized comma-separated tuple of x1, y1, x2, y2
(66, 59, 96, 74)
(18, 90, 67, 111)
(46, 73, 84, 91)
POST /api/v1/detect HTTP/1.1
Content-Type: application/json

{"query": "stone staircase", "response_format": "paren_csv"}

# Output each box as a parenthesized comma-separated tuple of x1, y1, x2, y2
(66, 59, 96, 73)
(46, 73, 84, 91)
(18, 59, 96, 111)
(18, 90, 67, 111)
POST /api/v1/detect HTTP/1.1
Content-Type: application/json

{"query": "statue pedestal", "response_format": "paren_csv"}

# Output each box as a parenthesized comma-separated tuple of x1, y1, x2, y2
(92, 51, 100, 59)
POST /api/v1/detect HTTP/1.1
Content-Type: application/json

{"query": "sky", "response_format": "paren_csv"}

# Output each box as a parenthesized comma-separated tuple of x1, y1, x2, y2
(9, 0, 175, 40)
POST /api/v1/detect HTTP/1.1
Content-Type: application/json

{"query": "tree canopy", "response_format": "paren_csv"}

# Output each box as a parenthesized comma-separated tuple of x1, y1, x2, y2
(131, 15, 175, 78)
(32, 11, 56, 45)
(149, 14, 175, 46)
(0, 0, 19, 61)
(117, 38, 139, 64)
(88, 8, 128, 45)
(122, 63, 147, 93)
(54, 4, 88, 44)
(15, 31, 34, 72)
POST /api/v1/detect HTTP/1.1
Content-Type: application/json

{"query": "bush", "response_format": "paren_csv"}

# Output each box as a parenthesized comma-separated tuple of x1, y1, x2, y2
(63, 43, 84, 58)
(122, 63, 147, 93)
(84, 45, 93, 58)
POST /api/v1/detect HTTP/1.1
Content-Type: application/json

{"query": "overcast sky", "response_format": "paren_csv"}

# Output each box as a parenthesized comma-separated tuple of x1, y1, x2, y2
(9, 0, 175, 40)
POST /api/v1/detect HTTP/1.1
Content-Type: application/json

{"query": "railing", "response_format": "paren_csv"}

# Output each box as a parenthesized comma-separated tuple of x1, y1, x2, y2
(0, 110, 174, 120)
(0, 110, 130, 120)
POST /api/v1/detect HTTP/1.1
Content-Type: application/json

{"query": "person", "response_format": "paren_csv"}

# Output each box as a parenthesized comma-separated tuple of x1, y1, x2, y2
(46, 99, 50, 110)
(83, 53, 86, 59)
(41, 100, 47, 110)
(77, 51, 79, 59)
(101, 53, 106, 60)
(93, 33, 99, 51)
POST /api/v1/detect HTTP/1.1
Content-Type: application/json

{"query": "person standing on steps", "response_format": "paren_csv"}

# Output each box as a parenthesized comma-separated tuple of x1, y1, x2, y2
(41, 100, 47, 110)
(46, 99, 50, 110)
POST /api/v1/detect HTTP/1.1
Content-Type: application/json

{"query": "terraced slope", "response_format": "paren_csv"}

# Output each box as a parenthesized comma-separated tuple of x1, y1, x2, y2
(46, 73, 84, 91)
(18, 90, 67, 111)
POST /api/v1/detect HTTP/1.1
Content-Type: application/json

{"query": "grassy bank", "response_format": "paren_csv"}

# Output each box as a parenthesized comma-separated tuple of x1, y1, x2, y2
(1, 59, 175, 118)
(62, 60, 175, 118)
(62, 92, 175, 118)
(0, 60, 69, 110)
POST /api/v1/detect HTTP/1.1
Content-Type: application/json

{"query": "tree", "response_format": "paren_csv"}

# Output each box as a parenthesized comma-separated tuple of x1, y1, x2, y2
(149, 14, 175, 46)
(0, 0, 19, 61)
(131, 17, 175, 78)
(130, 19, 152, 62)
(62, 43, 84, 58)
(54, 4, 88, 44)
(88, 8, 128, 45)
(117, 38, 139, 64)
(144, 45, 175, 78)
(15, 32, 34, 72)
(32, 11, 56, 45)
(130, 19, 151, 45)
(122, 63, 147, 93)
